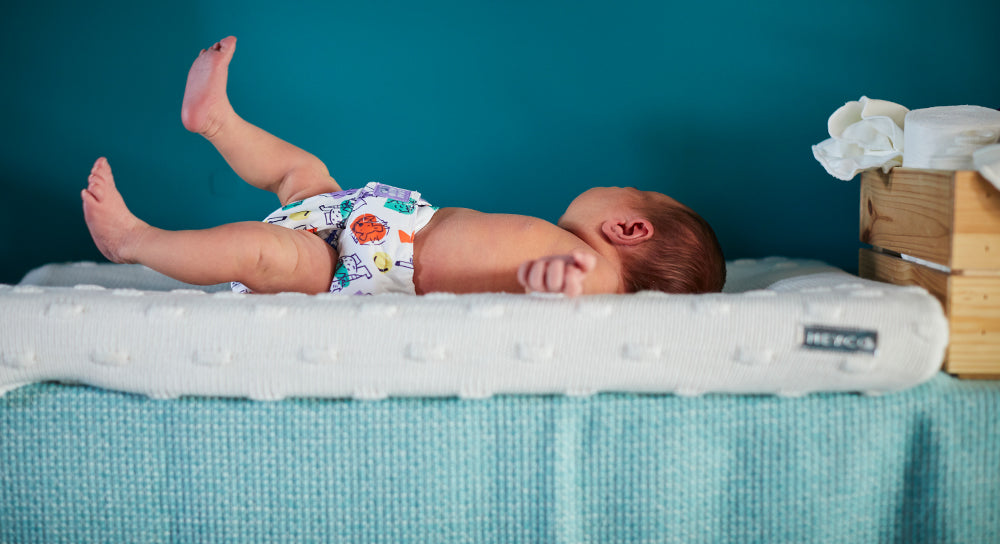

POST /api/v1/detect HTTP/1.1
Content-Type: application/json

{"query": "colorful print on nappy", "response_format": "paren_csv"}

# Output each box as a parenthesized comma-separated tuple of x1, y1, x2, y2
(339, 200, 354, 222)
(350, 213, 389, 244)
(384, 198, 417, 214)
(373, 252, 393, 273)
(234, 182, 434, 295)
(372, 183, 412, 202)
(331, 254, 372, 293)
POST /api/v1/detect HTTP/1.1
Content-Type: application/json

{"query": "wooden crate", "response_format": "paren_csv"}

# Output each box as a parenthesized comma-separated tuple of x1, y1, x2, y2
(859, 168, 1000, 378)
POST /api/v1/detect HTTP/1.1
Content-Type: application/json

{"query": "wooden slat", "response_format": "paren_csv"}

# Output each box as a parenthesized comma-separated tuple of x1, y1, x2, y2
(858, 248, 948, 307)
(952, 170, 1000, 270)
(859, 248, 1000, 377)
(861, 168, 1000, 271)
(860, 168, 954, 267)
(946, 275, 1000, 375)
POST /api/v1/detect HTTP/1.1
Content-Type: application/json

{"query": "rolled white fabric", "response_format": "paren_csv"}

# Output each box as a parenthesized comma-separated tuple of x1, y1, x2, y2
(973, 144, 1000, 191)
(812, 97, 909, 181)
(903, 106, 1000, 170)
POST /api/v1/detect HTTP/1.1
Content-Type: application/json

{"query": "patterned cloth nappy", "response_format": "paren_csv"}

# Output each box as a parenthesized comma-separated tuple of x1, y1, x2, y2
(232, 182, 437, 295)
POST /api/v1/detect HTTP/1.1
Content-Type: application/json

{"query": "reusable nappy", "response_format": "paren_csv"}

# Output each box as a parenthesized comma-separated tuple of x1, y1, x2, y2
(232, 182, 437, 295)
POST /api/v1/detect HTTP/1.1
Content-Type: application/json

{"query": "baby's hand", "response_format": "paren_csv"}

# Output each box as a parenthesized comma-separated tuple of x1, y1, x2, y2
(517, 250, 597, 297)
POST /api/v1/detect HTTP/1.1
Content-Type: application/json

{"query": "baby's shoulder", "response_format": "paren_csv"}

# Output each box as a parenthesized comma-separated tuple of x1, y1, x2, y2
(424, 208, 562, 241)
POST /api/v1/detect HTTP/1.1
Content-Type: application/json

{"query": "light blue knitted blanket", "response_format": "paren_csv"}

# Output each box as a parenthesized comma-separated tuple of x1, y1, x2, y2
(2, 373, 998, 543)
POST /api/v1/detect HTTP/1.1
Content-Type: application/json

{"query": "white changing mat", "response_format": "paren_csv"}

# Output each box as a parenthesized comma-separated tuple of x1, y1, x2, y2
(0, 258, 948, 399)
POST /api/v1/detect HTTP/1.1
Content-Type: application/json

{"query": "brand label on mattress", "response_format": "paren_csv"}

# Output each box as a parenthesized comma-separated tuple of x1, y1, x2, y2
(802, 326, 877, 355)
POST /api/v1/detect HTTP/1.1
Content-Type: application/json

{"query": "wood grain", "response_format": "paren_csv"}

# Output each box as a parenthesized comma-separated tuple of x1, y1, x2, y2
(953, 170, 1000, 269)
(860, 168, 1000, 270)
(860, 168, 954, 266)
(858, 248, 999, 376)
(946, 275, 1000, 375)
(858, 248, 948, 306)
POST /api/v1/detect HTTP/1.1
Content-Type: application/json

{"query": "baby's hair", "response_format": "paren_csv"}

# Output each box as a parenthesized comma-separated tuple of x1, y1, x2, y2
(620, 202, 726, 294)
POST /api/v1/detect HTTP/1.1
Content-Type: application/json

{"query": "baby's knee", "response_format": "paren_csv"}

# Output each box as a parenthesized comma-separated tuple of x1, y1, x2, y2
(238, 225, 337, 294)
(279, 166, 340, 205)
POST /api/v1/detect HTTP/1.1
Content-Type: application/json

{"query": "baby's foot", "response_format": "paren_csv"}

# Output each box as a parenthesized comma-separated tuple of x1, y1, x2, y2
(81, 158, 149, 264)
(180, 36, 237, 138)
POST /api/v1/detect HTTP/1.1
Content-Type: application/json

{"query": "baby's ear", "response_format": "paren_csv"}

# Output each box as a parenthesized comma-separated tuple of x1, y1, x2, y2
(601, 218, 653, 246)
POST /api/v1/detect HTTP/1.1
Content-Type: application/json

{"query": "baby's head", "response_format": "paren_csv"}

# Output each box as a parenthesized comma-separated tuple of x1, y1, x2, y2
(618, 196, 726, 294)
(559, 187, 726, 294)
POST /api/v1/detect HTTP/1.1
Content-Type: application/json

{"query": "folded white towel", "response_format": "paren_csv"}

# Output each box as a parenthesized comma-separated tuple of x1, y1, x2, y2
(973, 144, 1000, 191)
(812, 97, 909, 181)
(903, 105, 1000, 170)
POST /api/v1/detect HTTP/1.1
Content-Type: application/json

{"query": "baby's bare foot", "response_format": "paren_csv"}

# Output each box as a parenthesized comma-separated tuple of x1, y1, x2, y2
(81, 158, 149, 264)
(181, 36, 237, 138)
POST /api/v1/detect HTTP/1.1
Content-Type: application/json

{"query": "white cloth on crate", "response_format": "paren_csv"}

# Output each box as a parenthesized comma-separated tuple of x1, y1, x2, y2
(812, 96, 908, 181)
(973, 144, 1000, 191)
(903, 105, 1000, 171)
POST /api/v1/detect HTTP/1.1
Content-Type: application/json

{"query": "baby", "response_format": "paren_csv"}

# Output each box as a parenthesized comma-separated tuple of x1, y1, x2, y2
(83, 37, 725, 297)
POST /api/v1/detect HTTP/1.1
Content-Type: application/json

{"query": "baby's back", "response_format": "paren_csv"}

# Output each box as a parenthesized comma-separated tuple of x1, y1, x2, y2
(412, 208, 590, 294)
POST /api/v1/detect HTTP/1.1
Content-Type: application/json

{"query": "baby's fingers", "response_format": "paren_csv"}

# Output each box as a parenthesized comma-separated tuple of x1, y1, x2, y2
(517, 261, 530, 290)
(571, 250, 597, 272)
(518, 259, 549, 293)
(517, 253, 595, 295)
(545, 259, 567, 293)
(527, 259, 556, 292)
(563, 266, 586, 297)
(517, 261, 541, 292)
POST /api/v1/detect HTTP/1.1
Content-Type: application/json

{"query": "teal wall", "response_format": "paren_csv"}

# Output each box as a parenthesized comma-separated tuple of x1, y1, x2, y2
(2, 0, 998, 284)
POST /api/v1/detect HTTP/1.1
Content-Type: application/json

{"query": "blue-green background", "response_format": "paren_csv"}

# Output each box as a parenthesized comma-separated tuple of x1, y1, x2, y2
(2, 0, 998, 285)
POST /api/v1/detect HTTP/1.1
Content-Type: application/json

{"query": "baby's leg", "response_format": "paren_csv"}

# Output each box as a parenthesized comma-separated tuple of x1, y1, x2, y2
(181, 37, 341, 206)
(82, 158, 338, 294)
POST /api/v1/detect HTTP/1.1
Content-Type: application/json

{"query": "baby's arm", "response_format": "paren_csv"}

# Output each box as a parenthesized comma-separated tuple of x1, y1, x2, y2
(517, 250, 599, 297)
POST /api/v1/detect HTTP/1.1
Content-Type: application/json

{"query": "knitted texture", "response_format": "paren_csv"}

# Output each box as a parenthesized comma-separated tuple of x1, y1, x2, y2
(1, 259, 947, 399)
(2, 375, 999, 543)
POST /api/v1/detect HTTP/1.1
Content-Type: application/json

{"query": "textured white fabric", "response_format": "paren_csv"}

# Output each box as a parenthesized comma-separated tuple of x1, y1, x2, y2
(812, 97, 908, 181)
(904, 106, 1000, 170)
(0, 258, 948, 399)
(974, 144, 1000, 191)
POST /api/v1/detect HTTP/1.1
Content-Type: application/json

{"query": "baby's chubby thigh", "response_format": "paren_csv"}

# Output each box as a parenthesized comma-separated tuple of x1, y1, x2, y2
(241, 222, 340, 294)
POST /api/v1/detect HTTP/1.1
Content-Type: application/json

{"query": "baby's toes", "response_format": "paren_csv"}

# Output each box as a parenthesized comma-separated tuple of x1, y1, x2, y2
(87, 174, 112, 201)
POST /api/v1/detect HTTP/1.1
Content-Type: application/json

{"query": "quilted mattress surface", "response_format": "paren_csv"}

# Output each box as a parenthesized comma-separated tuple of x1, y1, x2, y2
(0, 257, 948, 399)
